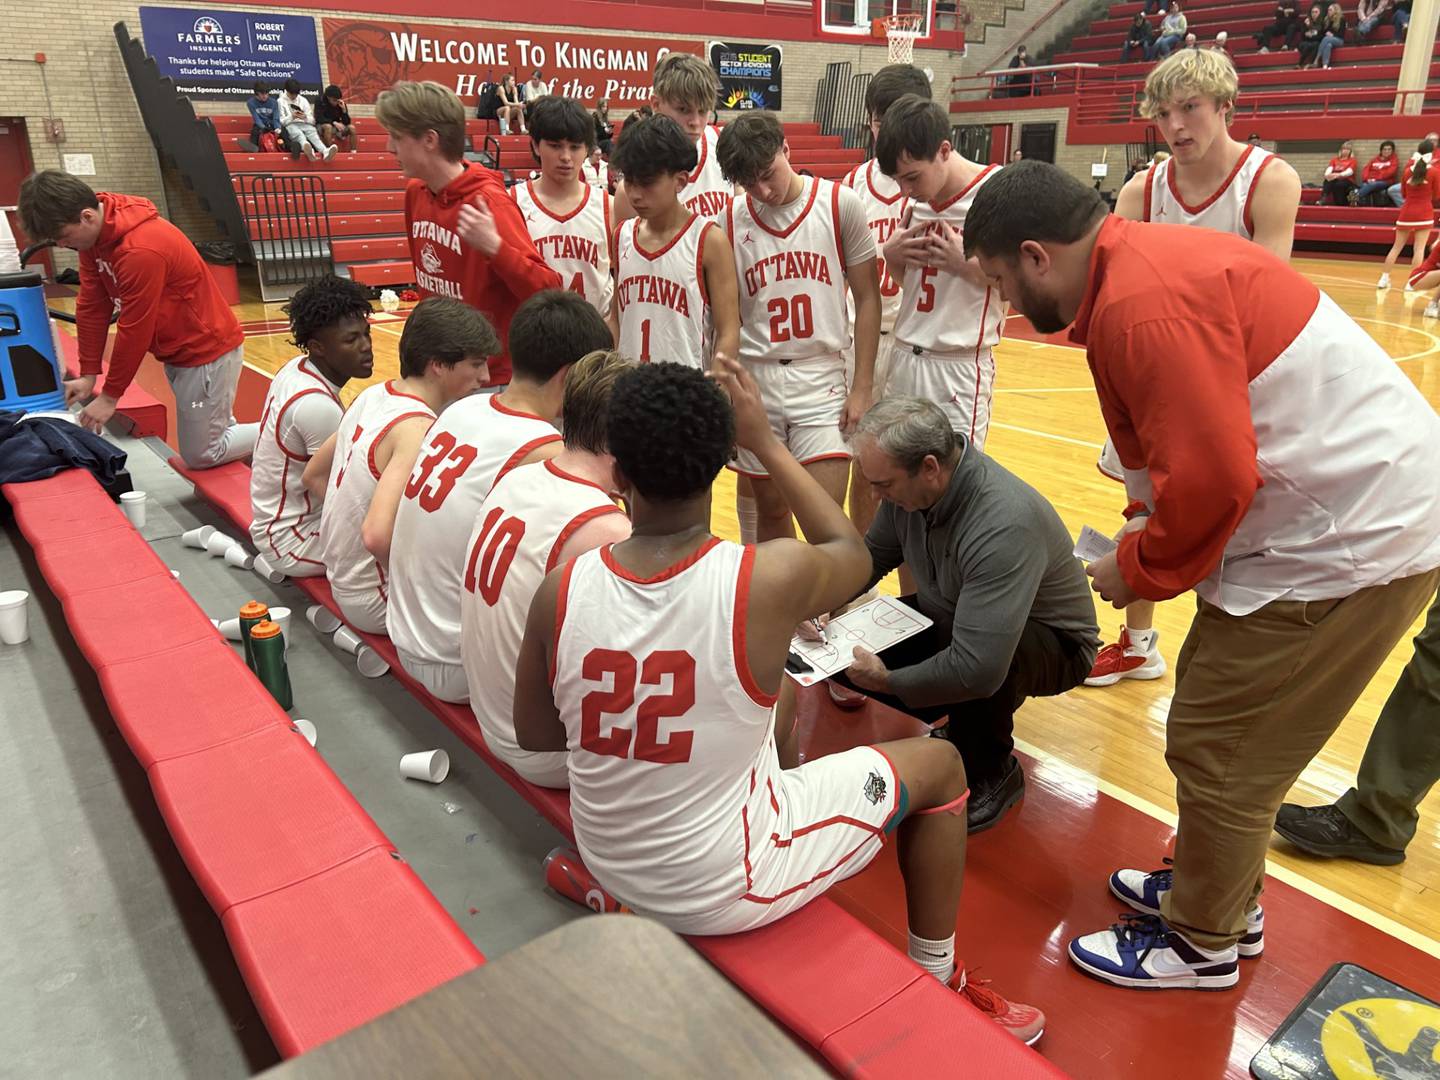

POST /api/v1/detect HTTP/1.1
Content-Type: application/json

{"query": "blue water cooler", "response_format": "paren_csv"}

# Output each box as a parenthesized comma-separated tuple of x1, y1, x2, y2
(0, 270, 66, 414)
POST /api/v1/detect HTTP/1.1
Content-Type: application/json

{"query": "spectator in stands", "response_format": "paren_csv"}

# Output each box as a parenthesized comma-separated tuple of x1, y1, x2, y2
(1152, 149, 1171, 167)
(1355, 0, 1394, 37)
(1149, 2, 1188, 59)
(1124, 157, 1147, 183)
(1011, 148, 1024, 162)
(593, 99, 615, 156)
(1297, 5, 1326, 67)
(1355, 140, 1399, 205)
(1210, 30, 1230, 51)
(377, 81, 560, 388)
(1121, 12, 1154, 60)
(583, 145, 610, 190)
(278, 79, 335, 162)
(18, 171, 258, 467)
(1256, 2, 1302, 51)
(316, 85, 355, 152)
(244, 81, 283, 152)
(1389, 131, 1438, 206)
(1005, 46, 1034, 97)
(1323, 141, 1360, 204)
(1317, 3, 1348, 68)
(1394, 0, 1412, 40)
(497, 74, 525, 135)
(1144, 0, 1166, 12)
(1379, 139, 1439, 290)
(1184, 32, 1199, 48)
(524, 69, 551, 115)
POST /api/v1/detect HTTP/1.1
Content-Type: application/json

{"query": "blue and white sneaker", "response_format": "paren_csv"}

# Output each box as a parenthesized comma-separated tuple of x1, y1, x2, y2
(1108, 866, 1265, 957)
(1069, 914, 1239, 990)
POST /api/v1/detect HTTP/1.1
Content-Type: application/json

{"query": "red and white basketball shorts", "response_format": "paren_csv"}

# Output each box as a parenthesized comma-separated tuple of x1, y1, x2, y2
(731, 355, 852, 477)
(651, 745, 903, 936)
(885, 341, 995, 451)
(843, 331, 895, 398)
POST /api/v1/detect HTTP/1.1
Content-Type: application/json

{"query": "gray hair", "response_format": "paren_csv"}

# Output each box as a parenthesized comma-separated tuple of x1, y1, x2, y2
(854, 397, 957, 474)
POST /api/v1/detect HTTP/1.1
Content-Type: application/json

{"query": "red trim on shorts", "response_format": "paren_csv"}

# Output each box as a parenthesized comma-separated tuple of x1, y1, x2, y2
(1167, 144, 1256, 217)
(970, 295, 993, 443)
(916, 788, 970, 816)
(549, 558, 577, 686)
(1241, 152, 1275, 238)
(798, 450, 852, 466)
(742, 835, 882, 905)
(747, 176, 819, 240)
(599, 535, 722, 584)
(496, 435, 563, 483)
(366, 411, 434, 480)
(546, 505, 625, 573)
(631, 214, 701, 261)
(525, 178, 592, 224)
(771, 814, 885, 846)
(733, 544, 780, 709)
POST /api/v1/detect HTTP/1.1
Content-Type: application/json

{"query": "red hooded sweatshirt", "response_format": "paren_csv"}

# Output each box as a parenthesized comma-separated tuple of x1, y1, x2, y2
(76, 193, 244, 400)
(404, 163, 561, 386)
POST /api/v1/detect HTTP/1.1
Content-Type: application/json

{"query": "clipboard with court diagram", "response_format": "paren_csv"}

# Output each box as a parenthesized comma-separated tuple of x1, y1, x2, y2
(786, 596, 935, 687)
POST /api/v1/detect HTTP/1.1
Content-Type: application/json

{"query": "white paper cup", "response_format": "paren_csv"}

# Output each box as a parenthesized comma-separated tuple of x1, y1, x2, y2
(205, 532, 236, 558)
(0, 590, 30, 645)
(223, 546, 255, 571)
(252, 554, 286, 584)
(332, 625, 363, 655)
(306, 605, 341, 634)
(182, 525, 215, 550)
(270, 607, 291, 654)
(170, 568, 180, 579)
(355, 645, 389, 679)
(212, 617, 242, 641)
(400, 749, 449, 784)
(119, 490, 147, 528)
(293, 719, 317, 747)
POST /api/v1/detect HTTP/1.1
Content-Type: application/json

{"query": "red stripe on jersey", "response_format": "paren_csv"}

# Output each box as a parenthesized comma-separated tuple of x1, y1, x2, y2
(496, 434, 563, 484)
(1242, 153, 1276, 239)
(932, 164, 997, 214)
(733, 544, 779, 708)
(632, 214, 701, 262)
(1168, 144, 1256, 216)
(696, 222, 712, 307)
(1143, 166, 1155, 223)
(491, 395, 549, 421)
(865, 160, 903, 205)
(383, 380, 431, 407)
(366, 411, 434, 480)
(549, 558, 577, 687)
(599, 535, 721, 583)
(525, 178, 592, 223)
(273, 387, 331, 461)
(747, 177, 818, 240)
(543, 457, 614, 495)
(971, 288, 994, 441)
(546, 505, 625, 573)
(298, 359, 342, 403)
(830, 180, 844, 267)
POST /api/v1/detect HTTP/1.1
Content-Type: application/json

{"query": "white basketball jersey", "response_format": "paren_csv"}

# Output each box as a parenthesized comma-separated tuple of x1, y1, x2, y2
(319, 382, 435, 605)
(1144, 145, 1276, 239)
(387, 393, 561, 670)
(461, 459, 624, 762)
(514, 180, 614, 316)
(845, 159, 906, 330)
(893, 165, 1006, 354)
(730, 177, 851, 362)
(249, 355, 342, 569)
(616, 216, 714, 369)
(684, 126, 732, 224)
(552, 538, 783, 920)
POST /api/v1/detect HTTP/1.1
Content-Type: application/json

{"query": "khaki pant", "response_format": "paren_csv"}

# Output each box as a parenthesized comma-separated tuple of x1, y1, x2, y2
(1159, 568, 1440, 950)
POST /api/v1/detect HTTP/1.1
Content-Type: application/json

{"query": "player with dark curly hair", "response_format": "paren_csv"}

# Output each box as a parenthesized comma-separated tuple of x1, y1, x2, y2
(511, 358, 1046, 1044)
(249, 274, 375, 578)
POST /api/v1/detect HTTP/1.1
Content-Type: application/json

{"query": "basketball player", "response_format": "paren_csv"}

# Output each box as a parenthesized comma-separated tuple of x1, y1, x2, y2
(461, 351, 633, 785)
(844, 64, 932, 537)
(387, 291, 612, 701)
(249, 275, 375, 578)
(876, 96, 1004, 448)
(716, 111, 880, 541)
(510, 359, 1044, 1043)
(304, 299, 497, 634)
(1087, 47, 1302, 690)
(514, 97, 615, 333)
(610, 115, 740, 370)
(376, 80, 559, 387)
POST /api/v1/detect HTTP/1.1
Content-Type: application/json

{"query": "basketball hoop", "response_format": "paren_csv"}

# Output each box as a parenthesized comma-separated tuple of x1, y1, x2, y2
(873, 13, 924, 64)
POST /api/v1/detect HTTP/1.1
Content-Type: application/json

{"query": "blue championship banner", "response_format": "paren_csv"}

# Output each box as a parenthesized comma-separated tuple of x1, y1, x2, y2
(139, 6, 322, 99)
(709, 41, 782, 111)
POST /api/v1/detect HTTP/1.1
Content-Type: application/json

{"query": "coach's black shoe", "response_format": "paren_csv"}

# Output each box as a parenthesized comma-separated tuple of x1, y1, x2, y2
(1273, 803, 1406, 865)
(967, 756, 1025, 834)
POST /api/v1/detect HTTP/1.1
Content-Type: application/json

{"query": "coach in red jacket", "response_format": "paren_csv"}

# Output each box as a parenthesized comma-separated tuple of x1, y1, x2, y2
(17, 171, 256, 468)
(376, 81, 561, 387)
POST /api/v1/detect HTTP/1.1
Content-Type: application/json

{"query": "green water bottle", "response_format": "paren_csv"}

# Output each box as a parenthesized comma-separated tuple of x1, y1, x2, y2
(239, 600, 269, 671)
(249, 619, 293, 711)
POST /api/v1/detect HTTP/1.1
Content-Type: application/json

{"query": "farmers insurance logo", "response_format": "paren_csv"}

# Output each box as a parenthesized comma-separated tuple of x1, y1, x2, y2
(176, 15, 241, 46)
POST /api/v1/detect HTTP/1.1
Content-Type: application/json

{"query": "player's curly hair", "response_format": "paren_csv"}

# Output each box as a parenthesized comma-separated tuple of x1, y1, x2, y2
(284, 274, 374, 350)
(607, 363, 734, 502)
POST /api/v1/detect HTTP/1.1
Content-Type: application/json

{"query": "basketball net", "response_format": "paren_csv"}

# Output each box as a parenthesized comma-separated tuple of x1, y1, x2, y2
(883, 13, 924, 64)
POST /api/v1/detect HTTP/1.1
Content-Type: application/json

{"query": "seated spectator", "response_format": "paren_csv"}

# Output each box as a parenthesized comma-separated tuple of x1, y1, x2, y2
(523, 69, 551, 125)
(243, 81, 283, 152)
(1149, 3, 1188, 58)
(1124, 157, 1148, 183)
(1255, 2, 1302, 51)
(1390, 131, 1438, 206)
(1297, 5, 1326, 67)
(593, 99, 615, 156)
(497, 74, 525, 135)
(462, 350, 633, 784)
(1355, 0, 1393, 36)
(1122, 12, 1154, 60)
(1355, 140, 1399, 205)
(1184, 32, 1199, 48)
(512, 359, 1046, 1042)
(1011, 148, 1024, 163)
(1210, 30, 1230, 51)
(1394, 0, 1412, 40)
(1317, 3, 1348, 68)
(316, 85, 355, 152)
(278, 78, 335, 162)
(305, 298, 497, 634)
(1323, 141, 1359, 204)
(583, 145, 610, 191)
(386, 290, 611, 701)
(249, 275, 374, 578)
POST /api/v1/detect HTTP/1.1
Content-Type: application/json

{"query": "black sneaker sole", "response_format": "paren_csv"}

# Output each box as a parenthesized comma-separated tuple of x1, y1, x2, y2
(1273, 823, 1406, 865)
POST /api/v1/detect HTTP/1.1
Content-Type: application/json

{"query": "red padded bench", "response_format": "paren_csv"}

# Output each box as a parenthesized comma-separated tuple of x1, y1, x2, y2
(2, 469, 483, 1057)
(170, 454, 1069, 1079)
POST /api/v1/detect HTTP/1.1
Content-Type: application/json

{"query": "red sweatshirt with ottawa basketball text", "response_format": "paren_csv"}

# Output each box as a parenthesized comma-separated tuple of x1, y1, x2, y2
(404, 163, 561, 385)
(75, 192, 244, 400)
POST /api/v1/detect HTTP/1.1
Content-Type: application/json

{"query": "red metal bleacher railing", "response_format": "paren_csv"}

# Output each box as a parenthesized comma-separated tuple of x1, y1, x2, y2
(950, 62, 1114, 103)
(1071, 84, 1436, 126)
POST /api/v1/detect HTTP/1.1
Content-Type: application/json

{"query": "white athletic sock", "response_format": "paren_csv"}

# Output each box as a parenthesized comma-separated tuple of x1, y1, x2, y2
(907, 930, 956, 983)
(1127, 626, 1157, 653)
(737, 494, 758, 545)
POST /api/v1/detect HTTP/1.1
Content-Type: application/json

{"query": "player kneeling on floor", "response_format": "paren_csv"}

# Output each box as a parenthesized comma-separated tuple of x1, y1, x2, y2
(511, 357, 1045, 1045)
